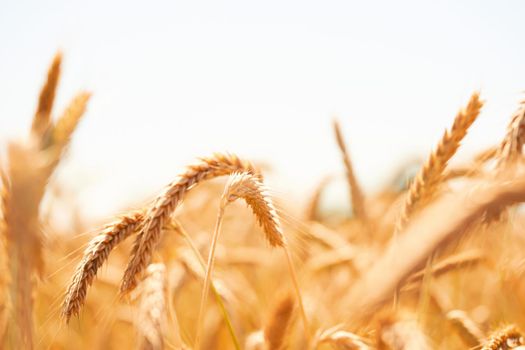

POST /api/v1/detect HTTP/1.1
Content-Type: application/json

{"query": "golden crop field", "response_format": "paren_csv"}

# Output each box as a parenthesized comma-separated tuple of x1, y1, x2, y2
(2, 53, 525, 350)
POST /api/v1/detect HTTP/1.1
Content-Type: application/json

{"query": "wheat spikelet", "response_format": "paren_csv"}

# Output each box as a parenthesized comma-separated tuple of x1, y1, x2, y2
(263, 293, 295, 350)
(481, 325, 524, 350)
(31, 51, 61, 139)
(136, 263, 168, 350)
(333, 119, 368, 222)
(446, 310, 484, 348)
(61, 210, 145, 322)
(394, 92, 483, 234)
(120, 153, 257, 294)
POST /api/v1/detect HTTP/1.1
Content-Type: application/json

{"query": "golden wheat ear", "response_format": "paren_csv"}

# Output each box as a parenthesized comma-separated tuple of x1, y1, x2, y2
(44, 91, 91, 153)
(31, 51, 62, 140)
(394, 92, 483, 235)
(61, 210, 145, 322)
(496, 99, 525, 166)
(120, 153, 257, 294)
(481, 325, 524, 350)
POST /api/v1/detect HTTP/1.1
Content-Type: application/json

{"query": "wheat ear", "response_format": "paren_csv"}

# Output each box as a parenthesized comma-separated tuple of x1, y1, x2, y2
(61, 210, 145, 322)
(45, 92, 91, 153)
(120, 153, 257, 294)
(195, 172, 285, 349)
(481, 325, 524, 350)
(31, 51, 61, 139)
(264, 293, 295, 350)
(136, 263, 168, 350)
(333, 119, 368, 222)
(484, 100, 525, 223)
(394, 92, 483, 234)
(497, 99, 525, 167)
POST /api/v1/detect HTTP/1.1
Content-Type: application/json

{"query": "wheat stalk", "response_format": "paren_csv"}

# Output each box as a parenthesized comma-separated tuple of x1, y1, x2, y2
(394, 92, 483, 234)
(120, 153, 258, 294)
(333, 119, 368, 222)
(171, 219, 241, 350)
(264, 293, 295, 350)
(61, 210, 145, 322)
(446, 310, 484, 348)
(136, 263, 168, 350)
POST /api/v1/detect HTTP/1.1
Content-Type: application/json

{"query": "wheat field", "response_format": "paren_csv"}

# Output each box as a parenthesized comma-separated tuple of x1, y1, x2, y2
(2, 53, 525, 350)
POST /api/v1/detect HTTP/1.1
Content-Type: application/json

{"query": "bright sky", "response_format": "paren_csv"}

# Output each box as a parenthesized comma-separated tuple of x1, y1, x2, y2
(1, 0, 525, 221)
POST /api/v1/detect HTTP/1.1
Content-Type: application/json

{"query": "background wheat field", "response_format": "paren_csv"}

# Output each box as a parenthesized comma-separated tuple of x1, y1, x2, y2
(2, 1, 525, 350)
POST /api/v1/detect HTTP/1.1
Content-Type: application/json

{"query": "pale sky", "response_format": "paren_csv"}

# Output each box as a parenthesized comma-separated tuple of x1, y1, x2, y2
(1, 0, 525, 221)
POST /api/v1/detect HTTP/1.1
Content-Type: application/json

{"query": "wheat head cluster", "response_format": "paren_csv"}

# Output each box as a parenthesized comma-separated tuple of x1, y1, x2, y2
(2, 53, 525, 350)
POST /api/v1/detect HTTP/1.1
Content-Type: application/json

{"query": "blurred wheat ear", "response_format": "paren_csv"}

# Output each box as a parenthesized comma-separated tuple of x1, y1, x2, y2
(2, 52, 90, 349)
